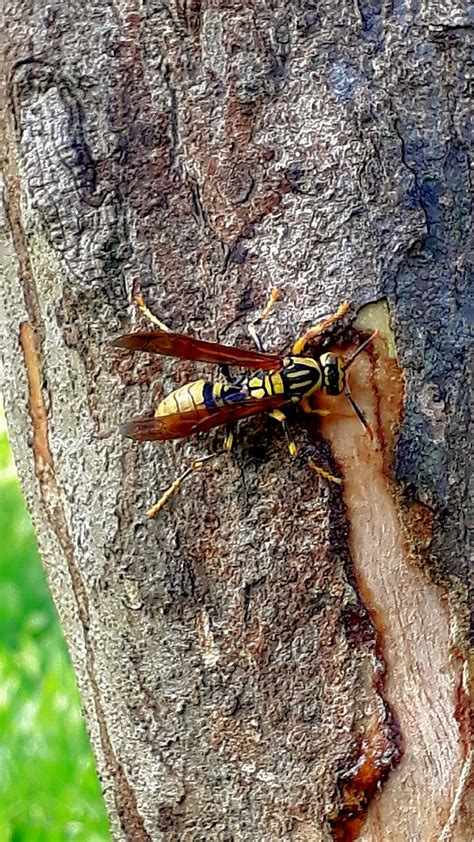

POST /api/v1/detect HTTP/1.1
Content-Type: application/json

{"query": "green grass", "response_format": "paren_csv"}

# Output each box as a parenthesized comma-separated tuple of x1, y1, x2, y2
(0, 408, 110, 841)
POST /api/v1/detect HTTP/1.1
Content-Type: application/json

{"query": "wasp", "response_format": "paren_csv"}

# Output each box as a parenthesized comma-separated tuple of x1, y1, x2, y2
(112, 294, 376, 517)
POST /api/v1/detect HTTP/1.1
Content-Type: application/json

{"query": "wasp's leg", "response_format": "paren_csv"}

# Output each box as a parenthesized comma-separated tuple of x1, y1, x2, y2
(135, 295, 172, 333)
(292, 300, 349, 355)
(300, 396, 332, 416)
(248, 287, 282, 352)
(147, 453, 224, 518)
(269, 409, 297, 458)
(220, 363, 233, 383)
(248, 323, 266, 353)
(308, 458, 342, 485)
(300, 397, 353, 418)
(223, 426, 234, 451)
(147, 470, 190, 518)
(219, 363, 244, 386)
(259, 287, 282, 322)
(301, 397, 359, 424)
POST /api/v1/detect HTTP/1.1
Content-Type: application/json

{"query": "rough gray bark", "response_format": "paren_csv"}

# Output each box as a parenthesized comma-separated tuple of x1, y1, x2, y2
(0, 2, 471, 841)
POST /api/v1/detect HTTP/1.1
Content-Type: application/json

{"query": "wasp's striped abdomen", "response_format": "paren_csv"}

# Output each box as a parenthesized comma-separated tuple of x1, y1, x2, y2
(155, 380, 207, 417)
(155, 379, 248, 417)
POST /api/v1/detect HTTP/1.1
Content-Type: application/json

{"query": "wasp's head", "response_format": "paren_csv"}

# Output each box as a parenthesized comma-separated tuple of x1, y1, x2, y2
(319, 331, 379, 436)
(319, 352, 345, 395)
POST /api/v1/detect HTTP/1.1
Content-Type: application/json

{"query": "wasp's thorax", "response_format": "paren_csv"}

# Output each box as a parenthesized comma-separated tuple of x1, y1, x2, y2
(278, 356, 325, 400)
(268, 354, 346, 402)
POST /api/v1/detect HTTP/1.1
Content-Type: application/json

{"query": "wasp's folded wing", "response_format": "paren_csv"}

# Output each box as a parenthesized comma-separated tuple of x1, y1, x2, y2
(119, 395, 291, 442)
(111, 329, 282, 370)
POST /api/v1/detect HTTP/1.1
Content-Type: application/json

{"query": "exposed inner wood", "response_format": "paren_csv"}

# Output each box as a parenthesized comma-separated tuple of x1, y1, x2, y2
(317, 302, 466, 842)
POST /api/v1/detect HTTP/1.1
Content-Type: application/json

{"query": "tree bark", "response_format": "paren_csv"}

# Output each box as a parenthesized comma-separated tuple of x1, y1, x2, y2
(0, 3, 470, 841)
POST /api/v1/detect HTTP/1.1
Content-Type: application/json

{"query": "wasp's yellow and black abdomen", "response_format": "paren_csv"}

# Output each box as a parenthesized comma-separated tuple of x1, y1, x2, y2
(155, 380, 208, 417)
(155, 379, 250, 417)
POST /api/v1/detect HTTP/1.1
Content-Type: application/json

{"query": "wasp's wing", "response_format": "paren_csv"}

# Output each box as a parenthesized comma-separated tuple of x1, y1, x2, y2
(111, 329, 283, 370)
(120, 395, 291, 442)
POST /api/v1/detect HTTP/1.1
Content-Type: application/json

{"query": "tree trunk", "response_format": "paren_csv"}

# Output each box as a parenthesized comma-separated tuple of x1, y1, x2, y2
(0, 3, 470, 840)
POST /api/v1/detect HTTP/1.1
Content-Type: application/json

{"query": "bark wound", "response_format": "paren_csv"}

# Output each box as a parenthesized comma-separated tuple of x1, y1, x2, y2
(317, 300, 465, 840)
(330, 719, 401, 842)
(19, 321, 54, 473)
(19, 321, 150, 842)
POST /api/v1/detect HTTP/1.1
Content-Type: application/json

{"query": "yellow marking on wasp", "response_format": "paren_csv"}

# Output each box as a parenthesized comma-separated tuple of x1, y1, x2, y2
(290, 379, 313, 389)
(156, 379, 206, 416)
(270, 372, 284, 394)
(308, 459, 342, 485)
(187, 383, 199, 410)
(212, 383, 224, 404)
(292, 357, 321, 369)
(338, 368, 345, 392)
(250, 387, 266, 399)
(289, 440, 297, 458)
(300, 381, 323, 399)
(264, 375, 274, 395)
(292, 300, 349, 354)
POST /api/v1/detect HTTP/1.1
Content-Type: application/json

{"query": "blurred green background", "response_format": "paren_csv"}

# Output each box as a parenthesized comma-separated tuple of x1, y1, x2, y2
(0, 406, 110, 841)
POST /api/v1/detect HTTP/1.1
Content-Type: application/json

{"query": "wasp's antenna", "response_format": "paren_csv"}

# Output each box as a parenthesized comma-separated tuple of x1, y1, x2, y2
(344, 384, 374, 439)
(343, 330, 379, 371)
(342, 330, 378, 438)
